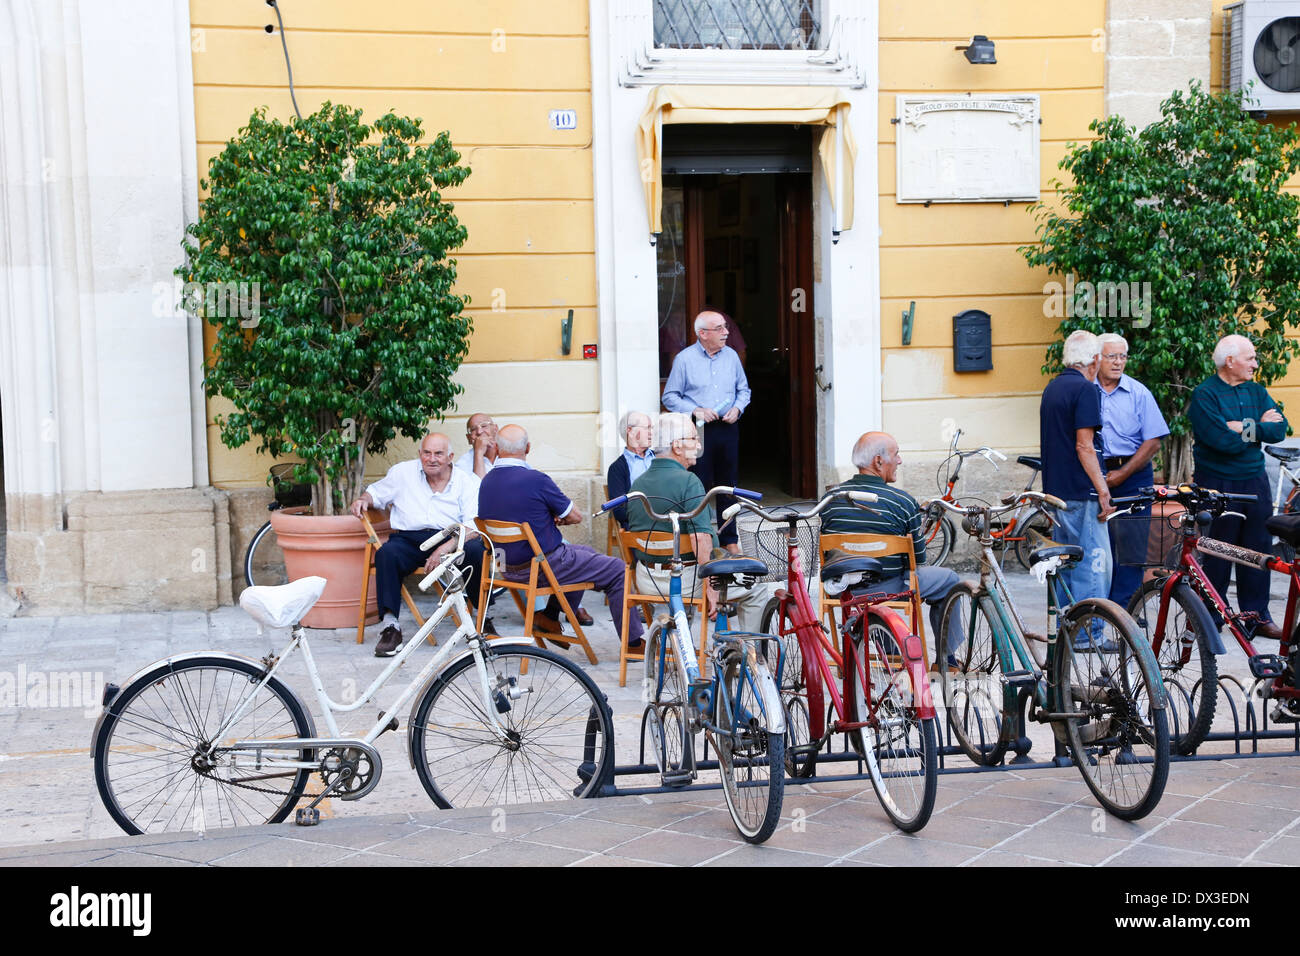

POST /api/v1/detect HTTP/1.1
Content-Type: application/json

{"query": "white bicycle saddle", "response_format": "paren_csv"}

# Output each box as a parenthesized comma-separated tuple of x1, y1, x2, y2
(240, 576, 327, 630)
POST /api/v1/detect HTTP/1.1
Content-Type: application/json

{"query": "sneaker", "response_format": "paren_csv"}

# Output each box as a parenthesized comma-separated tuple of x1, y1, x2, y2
(1072, 636, 1119, 654)
(375, 624, 403, 658)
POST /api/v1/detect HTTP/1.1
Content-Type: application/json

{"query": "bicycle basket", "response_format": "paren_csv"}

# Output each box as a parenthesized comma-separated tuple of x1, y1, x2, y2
(269, 462, 312, 509)
(738, 504, 821, 585)
(1112, 502, 1186, 569)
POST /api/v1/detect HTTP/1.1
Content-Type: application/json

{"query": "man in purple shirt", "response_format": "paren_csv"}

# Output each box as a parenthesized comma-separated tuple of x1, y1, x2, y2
(477, 425, 644, 649)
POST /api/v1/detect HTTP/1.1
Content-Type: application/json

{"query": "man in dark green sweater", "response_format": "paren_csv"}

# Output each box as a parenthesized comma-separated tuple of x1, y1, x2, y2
(1189, 334, 1288, 639)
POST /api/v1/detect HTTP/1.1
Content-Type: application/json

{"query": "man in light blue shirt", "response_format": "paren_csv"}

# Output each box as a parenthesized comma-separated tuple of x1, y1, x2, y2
(661, 310, 751, 550)
(1097, 332, 1169, 608)
(606, 411, 655, 529)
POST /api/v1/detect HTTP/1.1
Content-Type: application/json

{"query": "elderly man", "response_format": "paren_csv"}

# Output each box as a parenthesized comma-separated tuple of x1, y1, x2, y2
(1040, 330, 1113, 641)
(1096, 332, 1170, 609)
(1189, 333, 1289, 640)
(606, 411, 655, 530)
(626, 413, 766, 632)
(455, 413, 499, 479)
(349, 433, 489, 657)
(821, 432, 962, 656)
(477, 424, 644, 649)
(661, 309, 751, 552)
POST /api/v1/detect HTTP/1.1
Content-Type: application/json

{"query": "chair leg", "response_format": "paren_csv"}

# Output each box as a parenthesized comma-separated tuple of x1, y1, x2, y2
(538, 561, 598, 665)
(357, 543, 374, 645)
(405, 584, 435, 646)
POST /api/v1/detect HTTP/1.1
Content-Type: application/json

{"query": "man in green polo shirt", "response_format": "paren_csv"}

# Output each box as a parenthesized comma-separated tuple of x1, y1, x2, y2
(626, 412, 766, 632)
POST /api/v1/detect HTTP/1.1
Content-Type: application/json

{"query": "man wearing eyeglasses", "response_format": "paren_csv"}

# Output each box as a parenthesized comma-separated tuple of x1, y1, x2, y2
(1096, 332, 1169, 608)
(456, 413, 499, 479)
(661, 309, 751, 553)
(606, 410, 655, 530)
(349, 432, 490, 657)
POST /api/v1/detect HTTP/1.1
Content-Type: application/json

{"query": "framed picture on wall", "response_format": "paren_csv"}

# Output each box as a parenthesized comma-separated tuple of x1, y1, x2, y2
(718, 184, 741, 226)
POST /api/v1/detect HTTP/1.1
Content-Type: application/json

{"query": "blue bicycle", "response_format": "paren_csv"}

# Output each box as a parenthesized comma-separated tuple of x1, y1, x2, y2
(602, 486, 786, 843)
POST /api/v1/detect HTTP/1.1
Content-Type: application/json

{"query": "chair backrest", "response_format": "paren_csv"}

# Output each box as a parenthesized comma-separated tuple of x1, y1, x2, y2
(619, 528, 699, 566)
(475, 518, 548, 570)
(359, 510, 387, 547)
(820, 531, 918, 573)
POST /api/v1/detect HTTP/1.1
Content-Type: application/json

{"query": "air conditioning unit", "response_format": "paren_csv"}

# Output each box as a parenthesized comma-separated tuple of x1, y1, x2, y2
(1226, 1, 1300, 111)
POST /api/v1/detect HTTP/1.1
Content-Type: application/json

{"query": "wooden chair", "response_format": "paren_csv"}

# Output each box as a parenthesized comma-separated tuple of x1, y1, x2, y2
(356, 511, 436, 646)
(818, 532, 926, 655)
(603, 483, 619, 557)
(474, 518, 599, 664)
(617, 529, 710, 688)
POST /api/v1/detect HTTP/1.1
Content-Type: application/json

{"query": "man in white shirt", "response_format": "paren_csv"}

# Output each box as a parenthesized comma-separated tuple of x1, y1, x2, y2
(350, 432, 488, 656)
(455, 413, 499, 479)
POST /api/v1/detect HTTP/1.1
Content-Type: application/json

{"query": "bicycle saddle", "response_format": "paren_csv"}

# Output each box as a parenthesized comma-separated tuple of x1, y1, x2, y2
(1028, 544, 1082, 566)
(700, 556, 769, 579)
(819, 554, 885, 584)
(1266, 445, 1300, 462)
(240, 576, 327, 629)
(1267, 513, 1300, 546)
(1017, 455, 1041, 470)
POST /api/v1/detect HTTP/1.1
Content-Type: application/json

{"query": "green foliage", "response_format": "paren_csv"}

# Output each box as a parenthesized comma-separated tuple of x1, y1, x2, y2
(1021, 83, 1300, 478)
(182, 103, 471, 512)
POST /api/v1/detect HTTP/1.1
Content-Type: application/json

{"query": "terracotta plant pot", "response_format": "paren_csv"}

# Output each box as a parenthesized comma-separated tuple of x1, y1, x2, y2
(269, 509, 389, 629)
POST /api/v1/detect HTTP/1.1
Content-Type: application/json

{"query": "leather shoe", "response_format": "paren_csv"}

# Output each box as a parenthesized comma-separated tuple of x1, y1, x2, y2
(532, 611, 564, 635)
(1255, 620, 1285, 641)
(575, 607, 594, 627)
(375, 624, 403, 658)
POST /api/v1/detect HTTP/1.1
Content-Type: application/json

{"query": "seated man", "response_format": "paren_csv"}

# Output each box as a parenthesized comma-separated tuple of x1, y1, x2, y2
(477, 424, 644, 649)
(455, 413, 499, 478)
(821, 431, 962, 658)
(349, 432, 489, 658)
(606, 410, 655, 530)
(626, 413, 766, 632)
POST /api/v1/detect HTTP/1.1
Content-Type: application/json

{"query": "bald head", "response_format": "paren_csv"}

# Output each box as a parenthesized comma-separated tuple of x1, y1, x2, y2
(496, 424, 529, 458)
(418, 432, 453, 479)
(693, 309, 729, 356)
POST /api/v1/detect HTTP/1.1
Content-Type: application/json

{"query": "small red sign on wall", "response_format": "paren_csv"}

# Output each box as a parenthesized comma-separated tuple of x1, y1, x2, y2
(582, 343, 598, 359)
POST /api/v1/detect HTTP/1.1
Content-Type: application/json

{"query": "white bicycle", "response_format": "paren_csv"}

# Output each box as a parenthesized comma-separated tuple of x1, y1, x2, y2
(92, 523, 613, 835)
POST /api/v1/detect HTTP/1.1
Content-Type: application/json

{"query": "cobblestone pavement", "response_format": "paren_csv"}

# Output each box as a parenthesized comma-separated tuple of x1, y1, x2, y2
(3, 565, 1299, 866)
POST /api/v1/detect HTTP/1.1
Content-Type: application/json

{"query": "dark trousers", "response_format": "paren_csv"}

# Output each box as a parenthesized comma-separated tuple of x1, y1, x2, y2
(1193, 470, 1275, 623)
(691, 419, 741, 545)
(374, 529, 487, 621)
(1108, 464, 1155, 610)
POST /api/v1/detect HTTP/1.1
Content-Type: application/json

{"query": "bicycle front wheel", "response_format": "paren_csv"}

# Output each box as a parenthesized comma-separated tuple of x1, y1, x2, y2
(921, 513, 956, 568)
(714, 647, 785, 844)
(93, 657, 314, 836)
(410, 645, 613, 808)
(1128, 578, 1218, 755)
(1010, 507, 1053, 571)
(936, 583, 1009, 766)
(643, 618, 691, 783)
(1056, 598, 1170, 820)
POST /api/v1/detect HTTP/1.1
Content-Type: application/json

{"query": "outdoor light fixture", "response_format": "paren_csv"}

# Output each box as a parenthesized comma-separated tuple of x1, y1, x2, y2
(956, 35, 996, 64)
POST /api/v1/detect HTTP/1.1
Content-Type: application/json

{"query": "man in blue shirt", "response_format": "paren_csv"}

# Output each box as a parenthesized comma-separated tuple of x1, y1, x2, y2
(661, 309, 750, 552)
(1040, 330, 1114, 645)
(605, 410, 655, 529)
(1189, 334, 1289, 640)
(1096, 333, 1169, 609)
(478, 424, 644, 649)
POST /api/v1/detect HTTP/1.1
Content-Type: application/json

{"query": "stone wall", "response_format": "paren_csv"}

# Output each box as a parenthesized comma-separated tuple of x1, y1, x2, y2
(1106, 0, 1212, 128)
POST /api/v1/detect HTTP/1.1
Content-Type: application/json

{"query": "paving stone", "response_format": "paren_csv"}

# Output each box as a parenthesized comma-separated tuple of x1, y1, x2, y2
(606, 831, 741, 866)
(902, 811, 1027, 849)
(760, 817, 894, 855)
(1244, 833, 1300, 865)
(211, 837, 364, 866)
(366, 826, 504, 864)
(432, 810, 570, 838)
(998, 828, 1131, 865)
(848, 835, 983, 867)
(940, 792, 1064, 825)
(1176, 798, 1299, 834)
(448, 840, 587, 866)
(1202, 780, 1300, 812)
(703, 844, 834, 866)
(134, 834, 276, 864)
(1102, 842, 1243, 867)
(519, 817, 650, 852)
(89, 850, 204, 867)
(570, 852, 671, 866)
(966, 850, 1084, 867)
(1140, 819, 1275, 858)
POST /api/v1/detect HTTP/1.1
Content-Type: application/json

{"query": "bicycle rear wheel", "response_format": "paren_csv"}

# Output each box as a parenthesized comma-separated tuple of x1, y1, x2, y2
(921, 513, 956, 568)
(845, 615, 937, 832)
(936, 583, 1009, 766)
(1010, 507, 1053, 571)
(714, 647, 785, 844)
(1128, 578, 1218, 755)
(93, 657, 314, 836)
(243, 517, 289, 588)
(642, 618, 691, 784)
(411, 645, 613, 807)
(1056, 598, 1169, 820)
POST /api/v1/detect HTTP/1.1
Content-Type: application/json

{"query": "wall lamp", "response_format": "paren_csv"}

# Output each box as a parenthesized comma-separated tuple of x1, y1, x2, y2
(956, 35, 996, 64)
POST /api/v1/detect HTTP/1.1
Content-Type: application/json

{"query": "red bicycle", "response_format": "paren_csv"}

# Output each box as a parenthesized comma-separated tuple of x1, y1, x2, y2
(733, 491, 938, 832)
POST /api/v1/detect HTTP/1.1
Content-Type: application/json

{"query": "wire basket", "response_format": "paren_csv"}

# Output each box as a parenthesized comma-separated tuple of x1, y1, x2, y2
(1111, 503, 1186, 569)
(738, 504, 821, 584)
(269, 462, 312, 509)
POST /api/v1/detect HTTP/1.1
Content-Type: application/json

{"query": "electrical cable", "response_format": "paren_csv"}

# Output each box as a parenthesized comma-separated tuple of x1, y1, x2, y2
(267, 0, 303, 121)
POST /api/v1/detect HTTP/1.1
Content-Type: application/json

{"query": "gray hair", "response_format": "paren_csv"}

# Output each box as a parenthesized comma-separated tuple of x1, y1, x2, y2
(1213, 334, 1251, 368)
(851, 433, 894, 470)
(694, 311, 723, 334)
(495, 427, 529, 455)
(1062, 330, 1100, 368)
(652, 412, 696, 455)
(1097, 332, 1128, 353)
(619, 410, 651, 437)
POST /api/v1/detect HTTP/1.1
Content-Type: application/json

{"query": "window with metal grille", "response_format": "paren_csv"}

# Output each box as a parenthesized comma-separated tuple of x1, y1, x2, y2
(654, 0, 822, 50)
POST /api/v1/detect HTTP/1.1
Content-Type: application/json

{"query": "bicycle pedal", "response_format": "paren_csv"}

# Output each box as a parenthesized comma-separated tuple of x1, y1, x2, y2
(295, 807, 320, 827)
(1250, 654, 1286, 679)
(1271, 703, 1300, 724)
(1000, 669, 1038, 689)
(661, 769, 693, 788)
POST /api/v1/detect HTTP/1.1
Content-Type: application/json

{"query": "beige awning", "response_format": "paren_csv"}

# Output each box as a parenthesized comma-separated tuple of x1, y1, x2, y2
(636, 85, 857, 234)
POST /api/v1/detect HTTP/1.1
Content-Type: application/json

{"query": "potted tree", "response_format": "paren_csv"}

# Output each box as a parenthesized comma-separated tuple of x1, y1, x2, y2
(184, 103, 472, 627)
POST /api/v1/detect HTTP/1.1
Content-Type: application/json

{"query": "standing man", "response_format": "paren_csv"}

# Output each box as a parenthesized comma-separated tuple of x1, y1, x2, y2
(478, 425, 644, 649)
(661, 309, 751, 553)
(1189, 333, 1288, 640)
(1040, 330, 1113, 639)
(606, 410, 655, 530)
(455, 413, 499, 478)
(349, 433, 489, 657)
(1096, 332, 1170, 609)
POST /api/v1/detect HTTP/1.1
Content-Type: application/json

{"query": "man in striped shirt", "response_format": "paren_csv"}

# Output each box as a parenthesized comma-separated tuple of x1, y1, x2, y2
(821, 432, 962, 656)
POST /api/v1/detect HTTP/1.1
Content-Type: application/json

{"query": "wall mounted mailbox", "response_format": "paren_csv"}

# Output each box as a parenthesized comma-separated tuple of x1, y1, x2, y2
(953, 309, 992, 372)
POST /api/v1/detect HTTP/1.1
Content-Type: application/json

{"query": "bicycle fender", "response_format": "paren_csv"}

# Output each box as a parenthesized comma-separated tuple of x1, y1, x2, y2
(868, 609, 936, 720)
(746, 646, 787, 735)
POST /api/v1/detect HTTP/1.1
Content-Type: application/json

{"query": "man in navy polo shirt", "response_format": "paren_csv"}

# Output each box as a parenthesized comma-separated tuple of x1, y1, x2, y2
(1040, 330, 1114, 642)
(478, 424, 644, 649)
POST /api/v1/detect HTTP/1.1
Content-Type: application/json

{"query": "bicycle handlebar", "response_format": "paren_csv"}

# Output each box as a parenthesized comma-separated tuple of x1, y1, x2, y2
(722, 487, 878, 525)
(927, 489, 1062, 520)
(599, 485, 763, 523)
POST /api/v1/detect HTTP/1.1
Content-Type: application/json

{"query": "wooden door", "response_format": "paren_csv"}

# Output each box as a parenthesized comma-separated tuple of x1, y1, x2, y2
(776, 174, 816, 498)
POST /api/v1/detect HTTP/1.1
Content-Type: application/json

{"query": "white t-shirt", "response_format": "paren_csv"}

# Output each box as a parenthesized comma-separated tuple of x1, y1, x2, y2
(364, 459, 480, 531)
(455, 449, 497, 476)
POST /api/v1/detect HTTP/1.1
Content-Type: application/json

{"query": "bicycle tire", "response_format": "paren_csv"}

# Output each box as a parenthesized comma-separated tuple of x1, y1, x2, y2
(1010, 506, 1053, 571)
(1128, 578, 1218, 755)
(760, 596, 804, 693)
(714, 646, 785, 844)
(1056, 598, 1170, 820)
(844, 615, 937, 832)
(243, 518, 289, 588)
(921, 513, 956, 568)
(411, 645, 613, 808)
(93, 657, 314, 836)
(935, 583, 1009, 766)
(640, 618, 691, 783)
(782, 693, 816, 778)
